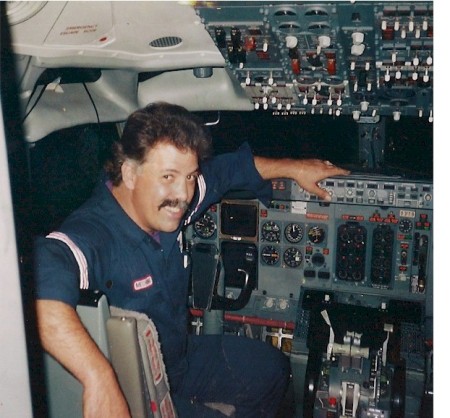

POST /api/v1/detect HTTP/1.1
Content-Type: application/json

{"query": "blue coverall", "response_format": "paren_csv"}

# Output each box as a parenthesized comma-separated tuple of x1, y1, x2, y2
(34, 143, 291, 417)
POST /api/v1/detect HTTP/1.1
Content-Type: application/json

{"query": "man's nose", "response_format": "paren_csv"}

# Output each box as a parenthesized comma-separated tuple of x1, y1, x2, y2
(174, 179, 190, 202)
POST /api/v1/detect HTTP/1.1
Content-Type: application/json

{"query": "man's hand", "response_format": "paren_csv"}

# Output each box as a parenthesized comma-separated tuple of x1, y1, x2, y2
(293, 159, 350, 201)
(254, 155, 350, 201)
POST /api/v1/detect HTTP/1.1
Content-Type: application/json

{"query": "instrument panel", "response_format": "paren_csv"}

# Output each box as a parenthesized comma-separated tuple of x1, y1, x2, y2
(188, 174, 433, 323)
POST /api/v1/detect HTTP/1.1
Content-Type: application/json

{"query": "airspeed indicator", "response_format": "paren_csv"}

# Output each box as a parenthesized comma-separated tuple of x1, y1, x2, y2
(285, 223, 304, 243)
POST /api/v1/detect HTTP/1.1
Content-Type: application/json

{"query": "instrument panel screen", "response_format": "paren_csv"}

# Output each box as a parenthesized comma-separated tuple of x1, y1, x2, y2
(220, 200, 258, 240)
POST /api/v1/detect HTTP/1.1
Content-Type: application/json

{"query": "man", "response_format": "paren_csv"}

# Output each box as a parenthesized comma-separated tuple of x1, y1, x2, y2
(34, 102, 349, 417)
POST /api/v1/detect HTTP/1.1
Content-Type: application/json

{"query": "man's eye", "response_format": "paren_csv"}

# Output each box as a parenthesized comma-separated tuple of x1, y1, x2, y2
(163, 174, 173, 180)
(187, 174, 198, 182)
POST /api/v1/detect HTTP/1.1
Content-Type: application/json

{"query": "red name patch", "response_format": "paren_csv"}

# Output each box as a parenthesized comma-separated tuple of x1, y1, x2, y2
(133, 275, 153, 291)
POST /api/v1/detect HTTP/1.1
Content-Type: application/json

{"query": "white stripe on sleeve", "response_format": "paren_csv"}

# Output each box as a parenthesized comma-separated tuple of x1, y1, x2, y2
(46, 232, 89, 289)
(185, 174, 206, 225)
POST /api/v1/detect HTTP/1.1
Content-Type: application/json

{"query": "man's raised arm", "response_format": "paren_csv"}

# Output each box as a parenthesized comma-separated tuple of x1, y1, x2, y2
(254, 156, 350, 201)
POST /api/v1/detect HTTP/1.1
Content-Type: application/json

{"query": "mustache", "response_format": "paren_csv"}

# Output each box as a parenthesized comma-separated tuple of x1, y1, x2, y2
(158, 199, 189, 211)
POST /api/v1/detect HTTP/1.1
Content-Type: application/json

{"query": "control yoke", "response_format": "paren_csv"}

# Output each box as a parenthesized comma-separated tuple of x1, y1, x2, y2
(190, 242, 253, 311)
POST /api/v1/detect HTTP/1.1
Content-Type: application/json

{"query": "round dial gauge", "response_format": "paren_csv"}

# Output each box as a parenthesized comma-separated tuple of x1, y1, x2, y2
(261, 221, 281, 242)
(193, 213, 216, 238)
(285, 223, 304, 243)
(283, 247, 303, 268)
(261, 245, 280, 265)
(398, 219, 413, 233)
(307, 226, 326, 244)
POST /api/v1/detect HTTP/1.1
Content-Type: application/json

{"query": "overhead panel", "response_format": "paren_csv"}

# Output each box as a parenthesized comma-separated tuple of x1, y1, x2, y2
(195, 2, 433, 121)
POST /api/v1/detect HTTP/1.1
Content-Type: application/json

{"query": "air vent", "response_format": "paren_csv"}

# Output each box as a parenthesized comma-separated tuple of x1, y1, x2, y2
(149, 36, 183, 48)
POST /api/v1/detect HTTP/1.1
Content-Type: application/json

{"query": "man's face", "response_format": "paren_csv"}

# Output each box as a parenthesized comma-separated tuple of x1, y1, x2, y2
(125, 141, 199, 234)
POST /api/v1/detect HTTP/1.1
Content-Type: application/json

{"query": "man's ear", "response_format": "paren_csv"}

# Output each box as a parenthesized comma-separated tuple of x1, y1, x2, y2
(121, 160, 138, 190)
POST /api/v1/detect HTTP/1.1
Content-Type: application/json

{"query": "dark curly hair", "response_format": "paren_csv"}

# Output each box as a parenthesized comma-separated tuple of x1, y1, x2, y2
(105, 102, 212, 185)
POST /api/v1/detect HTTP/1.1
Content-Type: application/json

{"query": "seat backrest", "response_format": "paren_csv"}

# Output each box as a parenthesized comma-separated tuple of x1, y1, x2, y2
(43, 290, 177, 418)
(107, 309, 235, 418)
(108, 307, 177, 418)
(44, 290, 111, 418)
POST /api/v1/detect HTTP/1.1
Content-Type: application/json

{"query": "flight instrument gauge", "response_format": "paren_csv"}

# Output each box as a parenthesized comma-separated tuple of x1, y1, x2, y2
(283, 247, 303, 268)
(285, 223, 304, 243)
(307, 225, 326, 244)
(261, 245, 280, 265)
(261, 221, 281, 242)
(193, 213, 216, 238)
